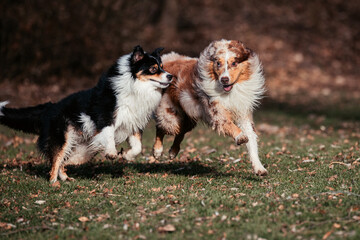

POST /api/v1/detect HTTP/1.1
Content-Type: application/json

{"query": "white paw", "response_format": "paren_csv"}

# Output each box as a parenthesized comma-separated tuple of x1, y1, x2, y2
(153, 146, 163, 159)
(105, 148, 118, 160)
(122, 151, 136, 161)
(253, 165, 268, 176)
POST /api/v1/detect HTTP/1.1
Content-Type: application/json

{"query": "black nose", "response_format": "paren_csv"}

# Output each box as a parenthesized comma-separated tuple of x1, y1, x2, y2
(166, 74, 173, 81)
(221, 77, 229, 84)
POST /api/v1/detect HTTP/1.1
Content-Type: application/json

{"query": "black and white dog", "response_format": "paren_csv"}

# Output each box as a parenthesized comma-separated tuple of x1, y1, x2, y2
(0, 46, 172, 183)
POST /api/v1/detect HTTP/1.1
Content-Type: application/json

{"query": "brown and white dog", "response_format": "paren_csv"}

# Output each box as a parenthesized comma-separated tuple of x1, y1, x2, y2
(152, 39, 267, 176)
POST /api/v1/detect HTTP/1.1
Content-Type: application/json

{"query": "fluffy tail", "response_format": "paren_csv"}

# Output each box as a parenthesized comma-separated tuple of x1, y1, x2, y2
(0, 101, 52, 135)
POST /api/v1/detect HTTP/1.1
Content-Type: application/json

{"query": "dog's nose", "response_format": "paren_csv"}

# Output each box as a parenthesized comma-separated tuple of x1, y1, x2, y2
(221, 77, 229, 84)
(166, 74, 173, 81)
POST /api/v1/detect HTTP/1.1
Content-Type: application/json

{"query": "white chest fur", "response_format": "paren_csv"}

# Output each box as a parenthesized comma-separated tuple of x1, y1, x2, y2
(112, 77, 162, 143)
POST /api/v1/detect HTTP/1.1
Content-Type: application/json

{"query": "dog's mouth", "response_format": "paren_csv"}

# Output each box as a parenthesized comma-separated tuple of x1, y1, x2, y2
(150, 79, 170, 88)
(222, 82, 235, 92)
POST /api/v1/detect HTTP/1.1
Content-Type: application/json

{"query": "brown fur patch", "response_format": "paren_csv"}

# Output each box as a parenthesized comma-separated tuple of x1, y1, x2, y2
(163, 58, 198, 107)
(229, 60, 251, 85)
(228, 40, 251, 61)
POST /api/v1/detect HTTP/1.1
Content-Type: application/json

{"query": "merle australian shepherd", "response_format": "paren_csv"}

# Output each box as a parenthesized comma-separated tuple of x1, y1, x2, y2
(153, 39, 268, 176)
(0, 46, 172, 183)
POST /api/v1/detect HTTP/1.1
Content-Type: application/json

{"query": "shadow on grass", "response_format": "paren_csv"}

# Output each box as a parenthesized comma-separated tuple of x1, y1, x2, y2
(2, 160, 249, 181)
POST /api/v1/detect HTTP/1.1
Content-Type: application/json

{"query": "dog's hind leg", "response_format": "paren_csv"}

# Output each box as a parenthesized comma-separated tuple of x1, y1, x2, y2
(49, 146, 69, 183)
(50, 126, 77, 183)
(123, 131, 142, 161)
(169, 132, 185, 159)
(58, 166, 73, 181)
(153, 95, 184, 159)
(168, 116, 196, 159)
(58, 144, 94, 181)
(153, 127, 166, 159)
(49, 126, 78, 183)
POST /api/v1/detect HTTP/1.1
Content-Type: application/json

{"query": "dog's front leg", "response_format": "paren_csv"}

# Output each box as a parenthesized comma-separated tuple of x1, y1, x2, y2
(93, 126, 118, 159)
(207, 101, 248, 145)
(238, 117, 268, 176)
(122, 131, 142, 161)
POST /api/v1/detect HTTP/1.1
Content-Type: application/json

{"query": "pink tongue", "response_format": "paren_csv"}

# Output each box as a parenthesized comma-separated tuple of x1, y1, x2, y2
(224, 85, 233, 92)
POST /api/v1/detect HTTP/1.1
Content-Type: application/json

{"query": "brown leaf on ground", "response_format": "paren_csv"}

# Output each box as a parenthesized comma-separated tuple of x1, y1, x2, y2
(158, 224, 176, 233)
(78, 216, 90, 222)
(50, 181, 61, 188)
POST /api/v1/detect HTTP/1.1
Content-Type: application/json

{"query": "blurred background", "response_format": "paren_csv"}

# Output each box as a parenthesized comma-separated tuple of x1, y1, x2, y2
(1, 0, 359, 118)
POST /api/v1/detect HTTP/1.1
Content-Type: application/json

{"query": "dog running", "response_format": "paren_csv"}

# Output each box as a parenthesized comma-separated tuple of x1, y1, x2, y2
(0, 45, 173, 183)
(153, 39, 268, 176)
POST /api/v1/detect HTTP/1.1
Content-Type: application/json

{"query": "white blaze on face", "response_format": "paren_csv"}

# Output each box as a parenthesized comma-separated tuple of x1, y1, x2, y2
(219, 50, 230, 81)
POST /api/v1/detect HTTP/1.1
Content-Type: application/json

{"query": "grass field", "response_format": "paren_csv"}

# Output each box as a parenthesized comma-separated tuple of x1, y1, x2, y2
(0, 108, 359, 239)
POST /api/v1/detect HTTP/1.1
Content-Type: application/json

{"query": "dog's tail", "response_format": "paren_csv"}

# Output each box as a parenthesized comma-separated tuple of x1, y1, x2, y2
(0, 101, 52, 135)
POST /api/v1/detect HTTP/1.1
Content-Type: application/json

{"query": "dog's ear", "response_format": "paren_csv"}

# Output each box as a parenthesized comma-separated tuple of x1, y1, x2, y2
(245, 47, 253, 57)
(152, 47, 164, 57)
(131, 45, 145, 64)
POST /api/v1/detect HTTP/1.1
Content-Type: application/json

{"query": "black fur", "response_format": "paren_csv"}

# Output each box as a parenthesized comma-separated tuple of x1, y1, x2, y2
(0, 45, 167, 162)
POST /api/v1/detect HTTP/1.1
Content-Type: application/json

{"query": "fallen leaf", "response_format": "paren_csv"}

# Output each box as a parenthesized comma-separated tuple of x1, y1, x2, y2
(328, 175, 338, 181)
(158, 224, 176, 232)
(78, 216, 90, 222)
(333, 223, 341, 229)
(0, 222, 16, 230)
(96, 213, 110, 222)
(151, 187, 161, 192)
(322, 229, 333, 240)
(292, 193, 299, 198)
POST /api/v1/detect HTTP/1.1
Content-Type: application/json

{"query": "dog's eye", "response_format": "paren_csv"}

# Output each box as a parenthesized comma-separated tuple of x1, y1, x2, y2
(149, 66, 158, 74)
(231, 61, 238, 67)
(216, 61, 221, 68)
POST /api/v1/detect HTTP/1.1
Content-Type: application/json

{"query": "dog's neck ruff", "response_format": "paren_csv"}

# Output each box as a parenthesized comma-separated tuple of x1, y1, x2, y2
(197, 51, 265, 117)
(110, 54, 163, 134)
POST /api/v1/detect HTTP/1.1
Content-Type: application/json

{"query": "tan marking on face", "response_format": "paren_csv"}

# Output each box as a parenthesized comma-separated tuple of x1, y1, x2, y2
(228, 59, 251, 85)
(149, 64, 159, 74)
(136, 70, 163, 82)
(212, 58, 225, 79)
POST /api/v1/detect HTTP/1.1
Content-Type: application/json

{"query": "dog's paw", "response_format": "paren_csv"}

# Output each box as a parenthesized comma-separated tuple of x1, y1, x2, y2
(122, 151, 135, 161)
(49, 178, 58, 184)
(235, 133, 249, 145)
(153, 146, 163, 159)
(105, 153, 118, 160)
(169, 147, 180, 160)
(66, 177, 75, 182)
(253, 165, 268, 176)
